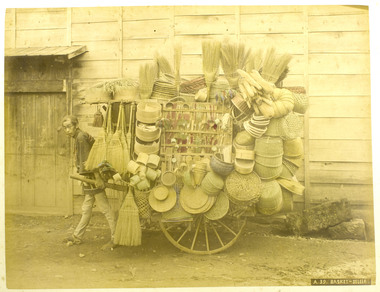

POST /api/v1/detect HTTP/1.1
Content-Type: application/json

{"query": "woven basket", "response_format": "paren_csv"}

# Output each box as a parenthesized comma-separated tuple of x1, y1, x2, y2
(265, 118, 281, 137)
(235, 148, 255, 160)
(225, 171, 262, 203)
(253, 163, 283, 180)
(134, 138, 160, 155)
(283, 137, 304, 158)
(277, 178, 305, 195)
(180, 76, 206, 94)
(282, 159, 299, 176)
(293, 93, 309, 114)
(135, 123, 161, 142)
(134, 189, 152, 219)
(255, 136, 284, 157)
(283, 156, 303, 168)
(210, 153, 234, 177)
(255, 153, 283, 167)
(278, 112, 303, 140)
(136, 101, 162, 124)
(200, 171, 224, 196)
(257, 180, 283, 215)
(231, 93, 254, 116)
(243, 120, 267, 139)
(204, 191, 230, 220)
(279, 163, 293, 179)
(234, 159, 255, 174)
(234, 130, 255, 146)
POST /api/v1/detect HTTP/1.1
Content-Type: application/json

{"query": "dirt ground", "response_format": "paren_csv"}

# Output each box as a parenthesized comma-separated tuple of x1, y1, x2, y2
(3, 212, 377, 290)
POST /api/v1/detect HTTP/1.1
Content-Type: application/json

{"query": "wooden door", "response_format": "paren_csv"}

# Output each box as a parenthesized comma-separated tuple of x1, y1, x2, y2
(5, 92, 71, 215)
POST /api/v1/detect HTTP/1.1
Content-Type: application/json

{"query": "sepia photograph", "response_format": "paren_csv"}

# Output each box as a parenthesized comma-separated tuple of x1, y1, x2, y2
(1, 1, 379, 291)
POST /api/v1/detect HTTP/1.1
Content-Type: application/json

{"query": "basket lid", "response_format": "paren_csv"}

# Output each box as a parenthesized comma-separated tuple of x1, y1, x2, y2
(204, 192, 230, 220)
(148, 186, 177, 212)
(225, 170, 262, 203)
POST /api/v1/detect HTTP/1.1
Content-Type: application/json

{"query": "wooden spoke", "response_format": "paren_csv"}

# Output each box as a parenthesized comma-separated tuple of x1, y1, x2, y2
(191, 215, 202, 250)
(210, 222, 225, 247)
(176, 225, 190, 243)
(217, 219, 237, 236)
(204, 220, 210, 252)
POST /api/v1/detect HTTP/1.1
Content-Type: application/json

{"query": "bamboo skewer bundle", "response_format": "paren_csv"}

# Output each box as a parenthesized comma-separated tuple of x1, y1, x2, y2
(202, 39, 221, 101)
(139, 61, 158, 99)
(220, 39, 251, 89)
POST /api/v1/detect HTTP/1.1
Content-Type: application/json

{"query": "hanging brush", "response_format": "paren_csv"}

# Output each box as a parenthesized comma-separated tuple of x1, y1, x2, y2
(220, 38, 251, 89)
(155, 52, 174, 76)
(92, 105, 104, 128)
(246, 48, 264, 73)
(139, 61, 158, 99)
(202, 39, 221, 102)
(260, 47, 292, 84)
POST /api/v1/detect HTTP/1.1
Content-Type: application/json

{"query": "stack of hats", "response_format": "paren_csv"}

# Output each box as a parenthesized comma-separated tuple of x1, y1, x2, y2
(135, 101, 162, 157)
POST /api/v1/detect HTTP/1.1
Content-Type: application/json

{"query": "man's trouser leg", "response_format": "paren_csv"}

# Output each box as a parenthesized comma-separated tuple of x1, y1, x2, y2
(95, 191, 116, 241)
(73, 194, 95, 241)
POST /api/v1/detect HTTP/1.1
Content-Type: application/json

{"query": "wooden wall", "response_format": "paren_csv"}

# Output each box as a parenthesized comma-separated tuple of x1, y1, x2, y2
(4, 5, 372, 214)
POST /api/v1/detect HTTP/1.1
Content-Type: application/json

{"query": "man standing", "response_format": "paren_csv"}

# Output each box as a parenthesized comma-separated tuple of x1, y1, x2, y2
(62, 115, 116, 250)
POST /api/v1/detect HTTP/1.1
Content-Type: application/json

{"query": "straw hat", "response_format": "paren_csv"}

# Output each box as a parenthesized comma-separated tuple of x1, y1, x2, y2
(234, 158, 255, 174)
(161, 198, 193, 222)
(279, 163, 293, 179)
(161, 171, 177, 187)
(179, 185, 216, 214)
(282, 159, 299, 176)
(257, 180, 283, 215)
(136, 101, 162, 124)
(204, 192, 230, 220)
(148, 185, 177, 212)
(253, 162, 283, 180)
(210, 153, 234, 177)
(277, 178, 305, 195)
(283, 137, 304, 158)
(225, 171, 262, 203)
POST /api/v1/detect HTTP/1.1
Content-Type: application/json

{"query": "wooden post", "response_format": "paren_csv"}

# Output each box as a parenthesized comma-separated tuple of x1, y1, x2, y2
(118, 6, 123, 78)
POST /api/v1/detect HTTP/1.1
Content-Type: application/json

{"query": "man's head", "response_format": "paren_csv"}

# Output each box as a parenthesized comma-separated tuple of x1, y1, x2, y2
(62, 115, 79, 137)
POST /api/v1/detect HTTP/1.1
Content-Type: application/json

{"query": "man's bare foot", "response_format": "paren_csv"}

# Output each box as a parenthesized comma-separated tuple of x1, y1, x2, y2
(101, 241, 116, 250)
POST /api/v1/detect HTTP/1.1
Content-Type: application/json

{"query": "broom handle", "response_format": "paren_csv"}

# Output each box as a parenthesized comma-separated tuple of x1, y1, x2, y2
(70, 175, 130, 192)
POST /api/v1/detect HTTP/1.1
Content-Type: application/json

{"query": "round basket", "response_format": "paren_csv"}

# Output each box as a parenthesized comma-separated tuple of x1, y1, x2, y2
(235, 148, 255, 160)
(204, 191, 230, 220)
(161, 171, 177, 187)
(283, 137, 304, 158)
(283, 156, 303, 168)
(148, 185, 177, 213)
(265, 118, 281, 137)
(253, 163, 283, 180)
(293, 93, 309, 114)
(135, 123, 161, 142)
(231, 93, 254, 116)
(234, 158, 255, 174)
(136, 101, 162, 124)
(200, 171, 224, 196)
(234, 130, 255, 146)
(134, 138, 160, 155)
(282, 159, 299, 176)
(255, 136, 283, 156)
(243, 120, 267, 139)
(134, 189, 152, 219)
(278, 112, 303, 140)
(210, 153, 234, 177)
(225, 171, 262, 204)
(257, 180, 283, 215)
(179, 185, 215, 214)
(279, 163, 294, 179)
(255, 153, 283, 167)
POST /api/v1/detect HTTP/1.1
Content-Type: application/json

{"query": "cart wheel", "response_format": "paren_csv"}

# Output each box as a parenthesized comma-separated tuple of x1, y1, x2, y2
(159, 214, 246, 255)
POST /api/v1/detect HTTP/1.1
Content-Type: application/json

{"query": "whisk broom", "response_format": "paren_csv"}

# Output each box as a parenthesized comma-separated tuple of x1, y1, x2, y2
(106, 103, 124, 173)
(260, 47, 292, 84)
(202, 39, 221, 102)
(114, 186, 142, 246)
(139, 61, 158, 99)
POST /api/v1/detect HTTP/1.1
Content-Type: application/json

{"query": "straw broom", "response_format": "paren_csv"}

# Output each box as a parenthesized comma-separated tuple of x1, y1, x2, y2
(139, 61, 158, 99)
(85, 105, 110, 171)
(155, 52, 174, 76)
(174, 42, 182, 95)
(119, 103, 130, 174)
(246, 49, 264, 73)
(106, 103, 125, 173)
(220, 39, 251, 89)
(260, 47, 292, 84)
(113, 186, 142, 246)
(202, 39, 221, 102)
(126, 103, 134, 160)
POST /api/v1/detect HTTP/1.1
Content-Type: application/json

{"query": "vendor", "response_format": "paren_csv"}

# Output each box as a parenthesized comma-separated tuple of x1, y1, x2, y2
(62, 115, 116, 250)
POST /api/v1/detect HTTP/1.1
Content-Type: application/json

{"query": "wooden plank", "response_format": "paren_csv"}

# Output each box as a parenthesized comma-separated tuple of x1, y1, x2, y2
(309, 140, 372, 162)
(16, 29, 67, 47)
(34, 154, 56, 207)
(5, 80, 66, 93)
(308, 54, 370, 75)
(240, 33, 305, 54)
(240, 6, 303, 14)
(174, 35, 226, 55)
(4, 30, 15, 49)
(123, 19, 171, 39)
(308, 75, 371, 96)
(181, 54, 203, 75)
(122, 59, 154, 79)
(5, 8, 16, 28)
(72, 60, 119, 79)
(309, 31, 370, 53)
(122, 38, 170, 60)
(308, 14, 369, 32)
(240, 13, 304, 33)
(35, 95, 55, 155)
(309, 117, 372, 140)
(308, 96, 371, 118)
(175, 15, 236, 35)
(123, 6, 172, 20)
(72, 41, 120, 60)
(72, 22, 120, 42)
(4, 94, 22, 154)
(72, 6, 120, 23)
(17, 8, 66, 13)
(281, 74, 305, 88)
(175, 6, 236, 16)
(5, 154, 22, 207)
(15, 9, 67, 29)
(307, 5, 368, 16)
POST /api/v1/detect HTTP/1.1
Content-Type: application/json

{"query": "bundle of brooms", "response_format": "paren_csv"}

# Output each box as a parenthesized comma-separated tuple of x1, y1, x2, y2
(202, 39, 221, 101)
(139, 61, 158, 99)
(260, 47, 292, 86)
(220, 39, 251, 89)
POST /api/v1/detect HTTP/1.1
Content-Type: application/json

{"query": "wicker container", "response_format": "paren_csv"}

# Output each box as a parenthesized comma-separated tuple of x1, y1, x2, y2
(265, 118, 281, 137)
(200, 171, 224, 196)
(235, 148, 255, 160)
(283, 137, 304, 158)
(257, 180, 283, 215)
(255, 136, 283, 156)
(234, 159, 255, 174)
(278, 112, 303, 140)
(282, 159, 299, 176)
(283, 156, 303, 168)
(293, 93, 309, 114)
(225, 171, 262, 204)
(231, 93, 254, 117)
(135, 123, 161, 142)
(277, 178, 305, 195)
(210, 153, 234, 177)
(161, 171, 177, 187)
(255, 153, 283, 167)
(279, 163, 293, 179)
(136, 101, 162, 124)
(134, 189, 152, 219)
(204, 192, 230, 220)
(254, 163, 283, 180)
(134, 138, 160, 155)
(234, 130, 255, 146)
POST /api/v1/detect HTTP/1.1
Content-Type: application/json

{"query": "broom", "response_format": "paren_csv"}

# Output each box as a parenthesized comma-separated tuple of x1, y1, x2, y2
(113, 186, 142, 246)
(85, 105, 110, 171)
(174, 42, 182, 95)
(260, 47, 292, 84)
(126, 102, 134, 160)
(202, 39, 221, 102)
(246, 48, 264, 73)
(106, 103, 124, 173)
(139, 61, 158, 99)
(92, 106, 104, 127)
(220, 39, 251, 89)
(155, 52, 174, 76)
(119, 103, 130, 174)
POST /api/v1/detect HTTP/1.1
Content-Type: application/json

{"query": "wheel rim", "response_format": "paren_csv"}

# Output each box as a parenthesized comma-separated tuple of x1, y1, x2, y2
(160, 214, 246, 255)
